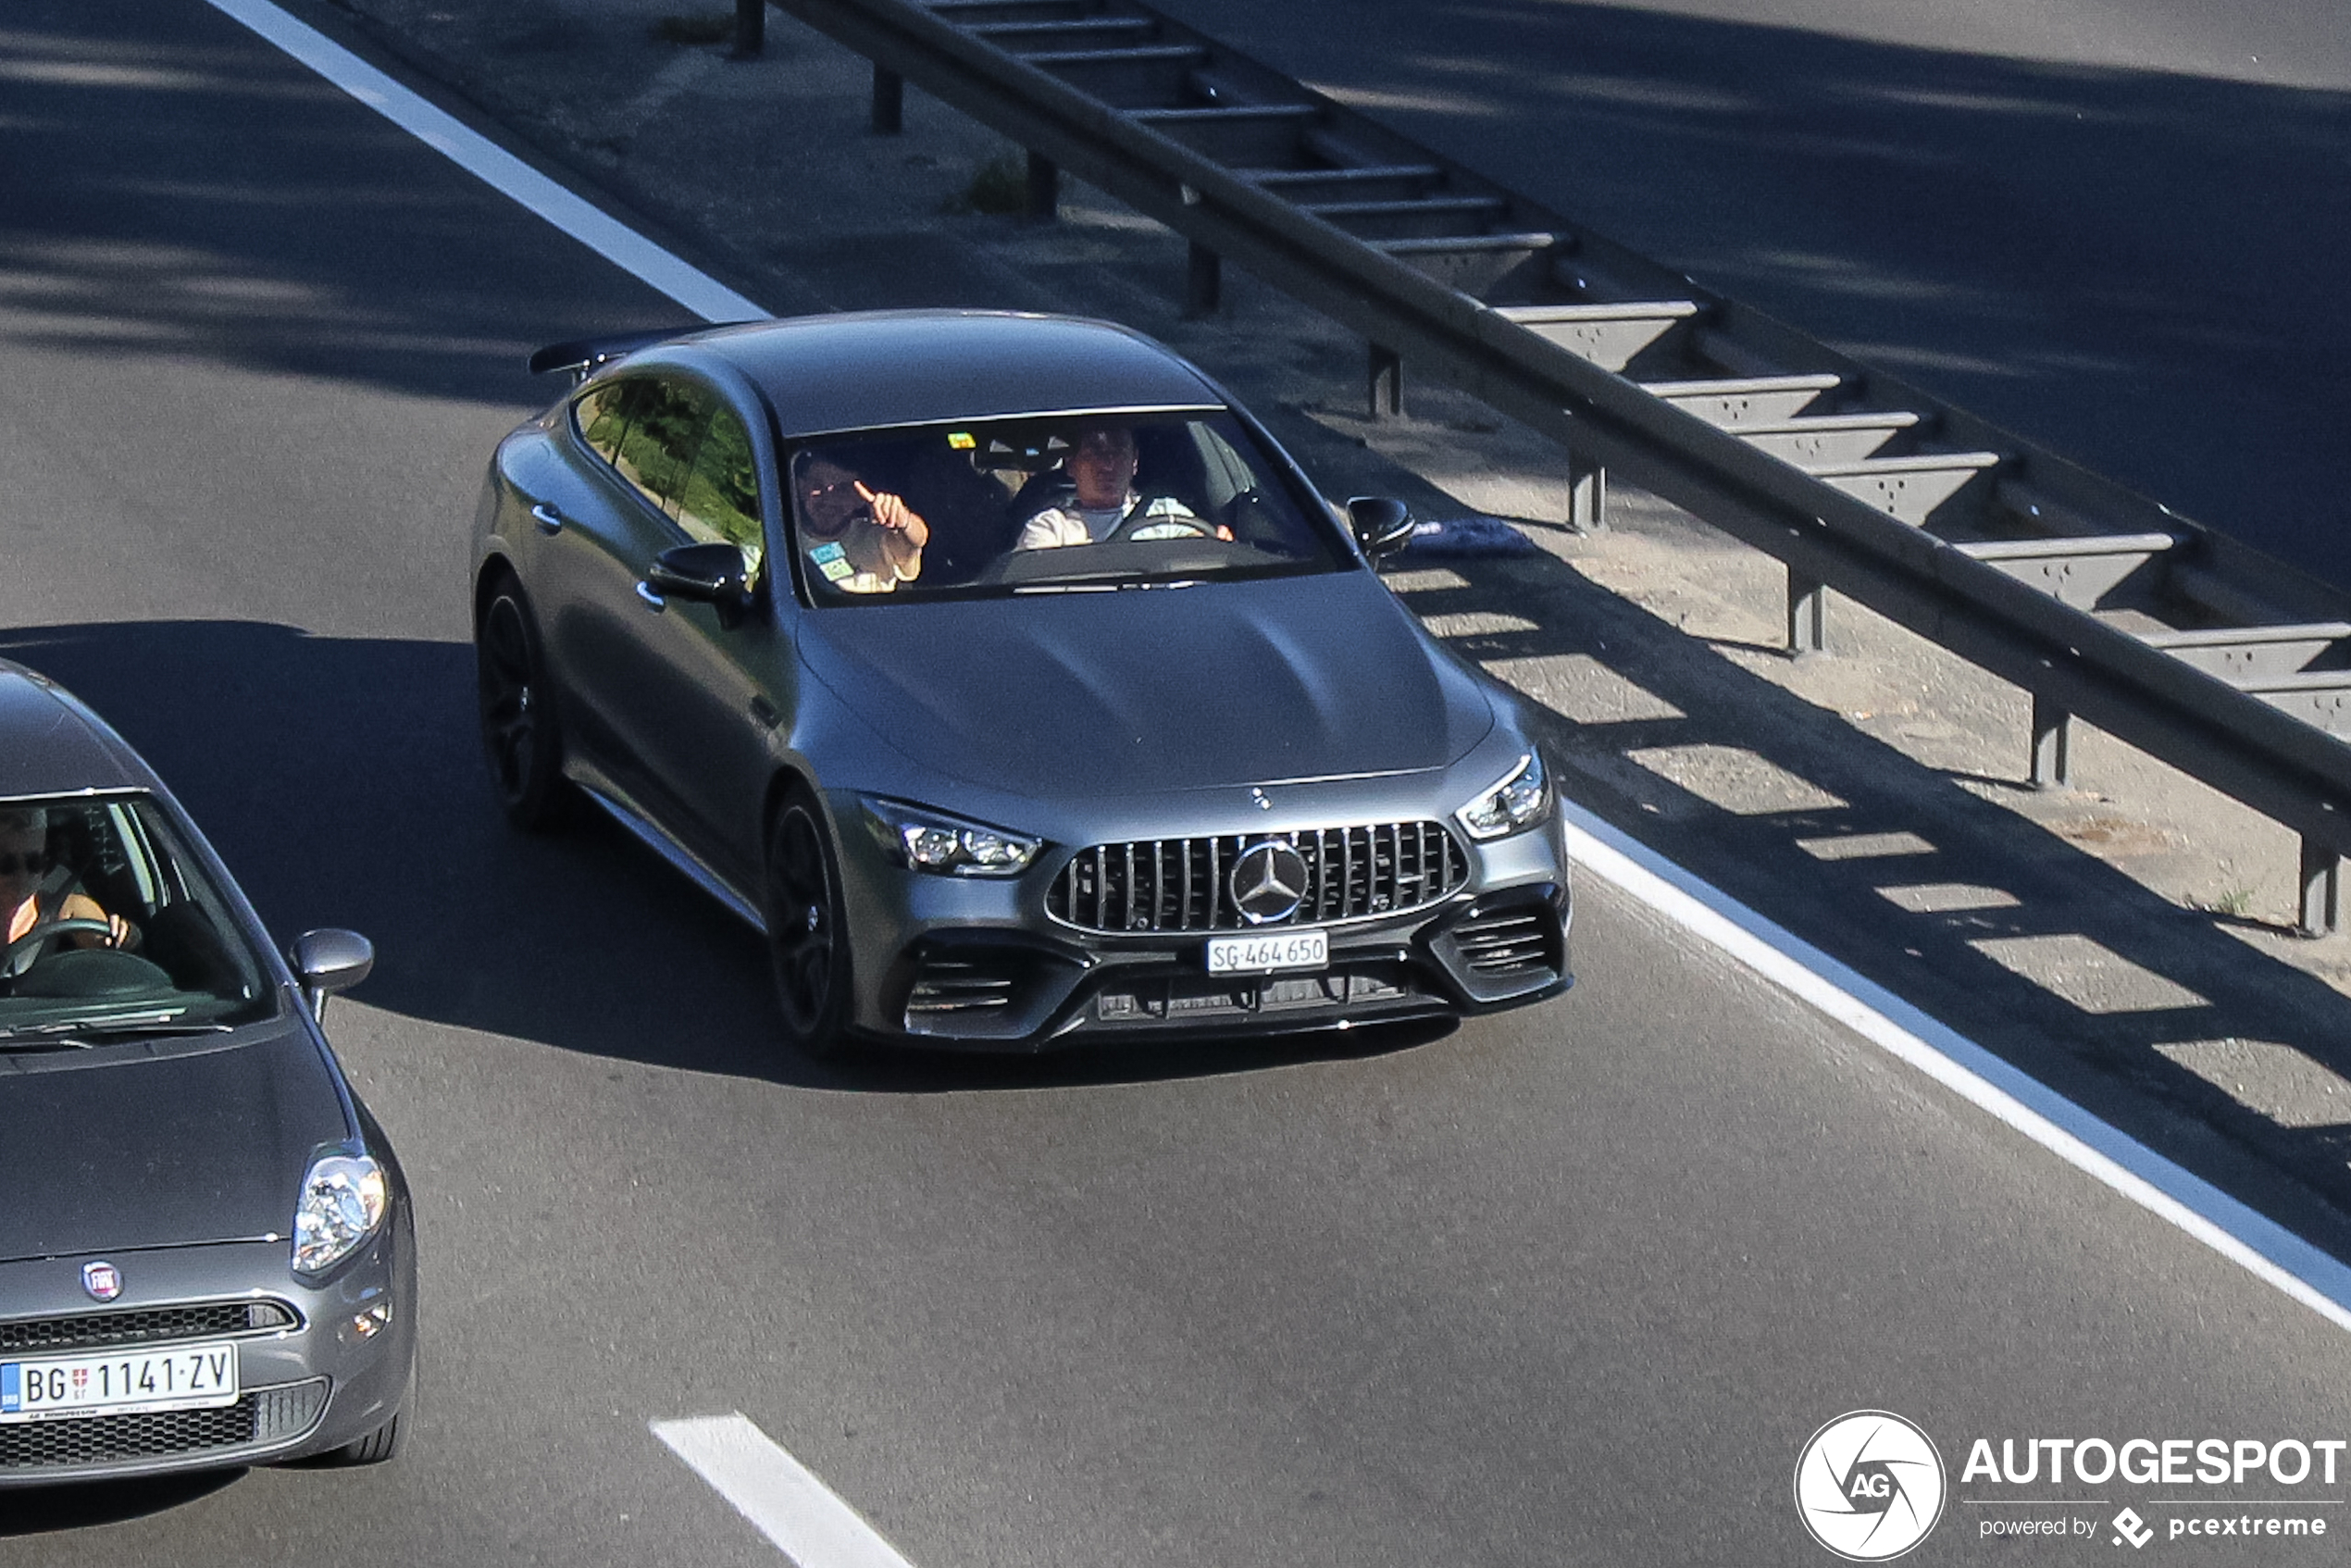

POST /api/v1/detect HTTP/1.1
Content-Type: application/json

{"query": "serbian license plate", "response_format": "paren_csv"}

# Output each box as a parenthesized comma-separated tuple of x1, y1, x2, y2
(1206, 928, 1328, 975)
(0, 1341, 240, 1424)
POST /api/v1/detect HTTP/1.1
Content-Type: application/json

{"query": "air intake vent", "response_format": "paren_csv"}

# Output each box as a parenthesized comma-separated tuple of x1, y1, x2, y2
(906, 957, 1020, 1016)
(0, 1300, 298, 1356)
(1451, 907, 1554, 976)
(0, 1378, 328, 1471)
(1049, 821, 1467, 934)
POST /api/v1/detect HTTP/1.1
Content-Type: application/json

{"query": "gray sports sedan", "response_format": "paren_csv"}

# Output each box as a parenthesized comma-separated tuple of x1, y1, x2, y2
(472, 310, 1572, 1056)
(0, 663, 413, 1484)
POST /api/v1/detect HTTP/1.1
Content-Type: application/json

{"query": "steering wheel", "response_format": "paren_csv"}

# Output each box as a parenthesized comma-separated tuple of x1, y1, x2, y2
(1123, 515, 1220, 541)
(2, 918, 117, 973)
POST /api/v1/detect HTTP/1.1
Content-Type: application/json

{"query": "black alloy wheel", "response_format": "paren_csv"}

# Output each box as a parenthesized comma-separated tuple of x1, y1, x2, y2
(475, 578, 569, 831)
(765, 794, 851, 1060)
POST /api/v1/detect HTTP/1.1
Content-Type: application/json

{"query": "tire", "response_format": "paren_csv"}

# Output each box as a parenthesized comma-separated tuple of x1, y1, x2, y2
(475, 575, 572, 831)
(321, 1407, 404, 1467)
(764, 791, 852, 1061)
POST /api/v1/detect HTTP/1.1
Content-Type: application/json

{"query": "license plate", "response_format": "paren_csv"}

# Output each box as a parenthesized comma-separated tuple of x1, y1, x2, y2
(1, 1341, 240, 1424)
(1206, 927, 1328, 974)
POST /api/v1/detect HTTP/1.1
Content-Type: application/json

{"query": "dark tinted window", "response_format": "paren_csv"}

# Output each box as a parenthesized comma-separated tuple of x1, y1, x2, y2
(675, 404, 764, 577)
(574, 376, 705, 518)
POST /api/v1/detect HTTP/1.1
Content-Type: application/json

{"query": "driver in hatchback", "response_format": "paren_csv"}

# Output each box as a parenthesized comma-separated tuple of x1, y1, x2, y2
(0, 805, 139, 978)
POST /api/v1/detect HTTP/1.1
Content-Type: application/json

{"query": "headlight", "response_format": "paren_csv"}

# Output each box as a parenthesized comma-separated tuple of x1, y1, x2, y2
(861, 797, 1042, 877)
(292, 1153, 388, 1276)
(1455, 752, 1552, 840)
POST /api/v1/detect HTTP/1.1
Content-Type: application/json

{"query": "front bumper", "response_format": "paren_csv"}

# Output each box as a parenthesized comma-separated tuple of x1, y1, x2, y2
(835, 801, 1574, 1052)
(0, 1208, 415, 1486)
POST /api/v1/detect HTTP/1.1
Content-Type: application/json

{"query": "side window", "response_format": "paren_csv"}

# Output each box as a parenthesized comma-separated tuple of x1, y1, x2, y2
(578, 376, 708, 517)
(574, 381, 635, 467)
(675, 403, 765, 579)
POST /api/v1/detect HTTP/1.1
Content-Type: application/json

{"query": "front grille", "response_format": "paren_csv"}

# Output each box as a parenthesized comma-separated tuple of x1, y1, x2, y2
(0, 1300, 298, 1357)
(1450, 905, 1557, 977)
(1049, 822, 1468, 934)
(0, 1379, 329, 1471)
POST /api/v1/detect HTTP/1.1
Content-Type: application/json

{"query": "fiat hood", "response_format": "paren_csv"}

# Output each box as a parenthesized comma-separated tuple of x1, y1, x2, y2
(0, 1027, 349, 1263)
(795, 570, 1496, 794)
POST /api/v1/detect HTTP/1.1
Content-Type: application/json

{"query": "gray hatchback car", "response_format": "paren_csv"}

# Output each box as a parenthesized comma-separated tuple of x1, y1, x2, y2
(0, 662, 414, 1486)
(473, 310, 1573, 1057)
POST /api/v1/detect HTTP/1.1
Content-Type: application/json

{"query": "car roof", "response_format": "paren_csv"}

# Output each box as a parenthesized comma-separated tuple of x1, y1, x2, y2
(638, 311, 1230, 439)
(0, 663, 154, 799)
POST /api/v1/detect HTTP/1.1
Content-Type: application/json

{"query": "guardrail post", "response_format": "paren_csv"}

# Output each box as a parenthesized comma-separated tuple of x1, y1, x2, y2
(2299, 837, 2341, 937)
(1185, 242, 1222, 317)
(1786, 567, 1827, 657)
(870, 66, 902, 133)
(1025, 151, 1058, 222)
(1368, 344, 1402, 419)
(728, 0, 765, 59)
(2030, 694, 2072, 790)
(1570, 458, 1607, 533)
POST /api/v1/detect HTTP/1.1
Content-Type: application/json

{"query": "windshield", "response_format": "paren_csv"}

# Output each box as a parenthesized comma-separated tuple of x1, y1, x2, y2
(788, 410, 1351, 602)
(0, 794, 273, 1040)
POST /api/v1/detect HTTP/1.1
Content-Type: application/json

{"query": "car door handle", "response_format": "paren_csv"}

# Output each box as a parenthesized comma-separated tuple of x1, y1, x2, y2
(750, 695, 781, 728)
(634, 580, 666, 612)
(529, 504, 565, 535)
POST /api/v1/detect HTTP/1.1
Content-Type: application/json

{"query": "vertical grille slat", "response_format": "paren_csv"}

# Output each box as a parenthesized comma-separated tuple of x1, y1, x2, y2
(1049, 819, 1468, 933)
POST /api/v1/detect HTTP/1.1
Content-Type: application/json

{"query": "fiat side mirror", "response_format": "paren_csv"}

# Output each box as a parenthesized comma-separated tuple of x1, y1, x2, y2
(1347, 497, 1416, 558)
(289, 928, 374, 1023)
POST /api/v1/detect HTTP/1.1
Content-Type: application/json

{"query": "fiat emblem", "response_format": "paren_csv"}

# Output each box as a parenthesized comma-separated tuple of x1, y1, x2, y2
(1230, 840, 1309, 926)
(81, 1261, 122, 1302)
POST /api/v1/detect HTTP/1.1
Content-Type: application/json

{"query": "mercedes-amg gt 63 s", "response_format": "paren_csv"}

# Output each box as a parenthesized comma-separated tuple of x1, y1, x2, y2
(0, 662, 413, 1485)
(472, 310, 1572, 1056)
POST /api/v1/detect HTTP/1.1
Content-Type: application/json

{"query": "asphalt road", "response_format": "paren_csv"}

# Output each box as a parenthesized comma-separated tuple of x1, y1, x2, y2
(1144, 0, 2351, 587)
(2, 2, 2350, 1563)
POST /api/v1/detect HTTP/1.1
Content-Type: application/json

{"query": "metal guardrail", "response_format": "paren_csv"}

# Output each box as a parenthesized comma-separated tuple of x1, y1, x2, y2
(770, 0, 2351, 932)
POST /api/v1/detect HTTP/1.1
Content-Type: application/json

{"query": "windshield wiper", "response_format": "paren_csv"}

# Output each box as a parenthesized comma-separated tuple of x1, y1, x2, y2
(0, 1013, 229, 1049)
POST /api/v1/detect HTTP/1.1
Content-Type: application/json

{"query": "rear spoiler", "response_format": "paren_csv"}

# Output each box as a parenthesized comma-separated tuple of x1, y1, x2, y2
(528, 325, 751, 384)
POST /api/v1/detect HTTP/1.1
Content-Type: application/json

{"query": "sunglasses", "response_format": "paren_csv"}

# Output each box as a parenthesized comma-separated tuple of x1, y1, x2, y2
(0, 852, 51, 877)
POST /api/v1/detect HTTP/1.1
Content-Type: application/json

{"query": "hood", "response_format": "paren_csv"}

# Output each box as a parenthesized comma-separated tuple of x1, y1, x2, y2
(796, 570, 1496, 795)
(0, 1027, 350, 1263)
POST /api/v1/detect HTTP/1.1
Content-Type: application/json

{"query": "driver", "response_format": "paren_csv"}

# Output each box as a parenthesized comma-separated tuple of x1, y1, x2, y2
(0, 806, 139, 978)
(1014, 426, 1228, 549)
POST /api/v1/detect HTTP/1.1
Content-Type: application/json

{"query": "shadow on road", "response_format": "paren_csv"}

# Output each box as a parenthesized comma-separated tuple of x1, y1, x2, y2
(0, 1469, 243, 1535)
(0, 620, 1450, 1095)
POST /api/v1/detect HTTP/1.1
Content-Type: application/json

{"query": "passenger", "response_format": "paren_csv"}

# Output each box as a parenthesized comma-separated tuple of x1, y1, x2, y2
(795, 455, 927, 592)
(0, 806, 138, 977)
(1014, 426, 1227, 549)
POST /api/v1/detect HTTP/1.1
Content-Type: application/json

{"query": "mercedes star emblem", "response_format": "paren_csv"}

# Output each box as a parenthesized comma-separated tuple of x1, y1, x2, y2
(1230, 840, 1310, 925)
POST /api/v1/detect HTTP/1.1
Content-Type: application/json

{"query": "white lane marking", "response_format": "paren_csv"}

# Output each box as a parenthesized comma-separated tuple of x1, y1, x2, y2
(197, 0, 765, 324)
(210, 0, 2351, 1334)
(1563, 802, 2351, 1334)
(654, 1413, 918, 1568)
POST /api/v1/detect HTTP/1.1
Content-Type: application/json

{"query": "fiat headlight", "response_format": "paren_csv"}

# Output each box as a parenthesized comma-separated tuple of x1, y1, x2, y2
(292, 1153, 388, 1276)
(1455, 752, 1552, 840)
(862, 798, 1042, 877)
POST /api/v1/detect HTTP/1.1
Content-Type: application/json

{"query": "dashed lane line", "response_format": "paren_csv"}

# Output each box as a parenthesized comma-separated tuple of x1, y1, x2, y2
(206, 0, 2351, 1346)
(654, 1413, 919, 1568)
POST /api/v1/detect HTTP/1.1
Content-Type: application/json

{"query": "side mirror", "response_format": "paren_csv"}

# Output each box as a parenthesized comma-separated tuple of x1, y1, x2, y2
(646, 542, 755, 623)
(1347, 497, 1416, 558)
(289, 928, 374, 1024)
